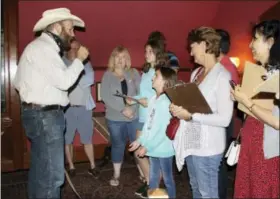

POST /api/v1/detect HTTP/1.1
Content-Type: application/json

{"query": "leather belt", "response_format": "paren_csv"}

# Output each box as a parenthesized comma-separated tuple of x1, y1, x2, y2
(71, 105, 84, 107)
(22, 102, 61, 111)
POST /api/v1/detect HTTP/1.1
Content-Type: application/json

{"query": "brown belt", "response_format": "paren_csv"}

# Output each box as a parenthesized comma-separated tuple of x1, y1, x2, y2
(22, 102, 61, 111)
(70, 105, 84, 107)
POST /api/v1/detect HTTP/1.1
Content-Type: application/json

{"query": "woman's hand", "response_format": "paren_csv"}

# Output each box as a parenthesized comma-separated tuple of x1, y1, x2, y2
(128, 141, 141, 152)
(138, 98, 148, 107)
(122, 107, 134, 119)
(230, 85, 252, 107)
(125, 97, 136, 105)
(169, 103, 192, 121)
(135, 146, 147, 157)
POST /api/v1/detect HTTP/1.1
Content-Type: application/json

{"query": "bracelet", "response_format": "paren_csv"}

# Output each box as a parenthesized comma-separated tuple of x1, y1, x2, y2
(248, 103, 255, 112)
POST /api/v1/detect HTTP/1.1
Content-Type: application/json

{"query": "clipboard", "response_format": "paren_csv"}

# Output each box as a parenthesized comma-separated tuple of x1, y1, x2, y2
(238, 61, 274, 118)
(165, 82, 212, 114)
(114, 90, 141, 104)
(253, 70, 279, 94)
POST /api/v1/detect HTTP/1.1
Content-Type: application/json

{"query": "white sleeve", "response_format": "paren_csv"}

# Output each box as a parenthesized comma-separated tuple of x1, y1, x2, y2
(35, 47, 84, 90)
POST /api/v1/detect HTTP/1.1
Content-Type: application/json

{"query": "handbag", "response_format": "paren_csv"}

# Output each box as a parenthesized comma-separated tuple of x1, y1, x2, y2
(225, 115, 246, 166)
(225, 136, 241, 166)
(166, 117, 180, 140)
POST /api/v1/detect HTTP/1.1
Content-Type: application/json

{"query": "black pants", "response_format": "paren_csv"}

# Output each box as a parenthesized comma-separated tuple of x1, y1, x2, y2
(218, 117, 234, 199)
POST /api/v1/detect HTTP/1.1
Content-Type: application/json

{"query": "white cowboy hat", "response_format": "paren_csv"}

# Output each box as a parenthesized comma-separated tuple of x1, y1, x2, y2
(33, 8, 85, 32)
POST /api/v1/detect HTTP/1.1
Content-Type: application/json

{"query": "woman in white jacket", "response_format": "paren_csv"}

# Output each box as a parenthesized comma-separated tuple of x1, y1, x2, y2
(170, 27, 233, 198)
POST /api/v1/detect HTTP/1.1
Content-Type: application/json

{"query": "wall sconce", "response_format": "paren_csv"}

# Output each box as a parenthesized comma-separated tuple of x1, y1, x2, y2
(230, 57, 240, 68)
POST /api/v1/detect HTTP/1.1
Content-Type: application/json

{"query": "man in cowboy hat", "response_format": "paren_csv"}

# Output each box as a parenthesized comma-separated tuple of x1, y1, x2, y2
(14, 8, 88, 199)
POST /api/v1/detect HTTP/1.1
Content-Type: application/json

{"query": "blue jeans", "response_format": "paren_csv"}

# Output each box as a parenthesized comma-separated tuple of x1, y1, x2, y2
(149, 156, 176, 198)
(185, 154, 223, 199)
(106, 119, 138, 163)
(21, 105, 65, 199)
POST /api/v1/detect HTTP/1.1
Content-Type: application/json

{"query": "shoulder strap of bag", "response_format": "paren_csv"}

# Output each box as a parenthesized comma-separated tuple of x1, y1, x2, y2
(235, 114, 247, 142)
(193, 67, 204, 82)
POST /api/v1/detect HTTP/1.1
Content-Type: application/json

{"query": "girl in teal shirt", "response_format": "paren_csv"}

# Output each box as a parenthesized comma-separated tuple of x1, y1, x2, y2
(127, 40, 165, 197)
(129, 65, 177, 198)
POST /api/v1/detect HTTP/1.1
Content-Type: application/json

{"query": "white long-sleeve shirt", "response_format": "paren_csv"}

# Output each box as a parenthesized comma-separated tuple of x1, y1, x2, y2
(173, 63, 234, 171)
(14, 33, 84, 106)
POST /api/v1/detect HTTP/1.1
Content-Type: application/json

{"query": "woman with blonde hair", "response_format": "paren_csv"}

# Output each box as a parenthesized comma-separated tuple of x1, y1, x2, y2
(101, 45, 141, 186)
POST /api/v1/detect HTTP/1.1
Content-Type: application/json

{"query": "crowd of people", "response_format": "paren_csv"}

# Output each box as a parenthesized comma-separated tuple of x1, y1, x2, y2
(14, 7, 279, 199)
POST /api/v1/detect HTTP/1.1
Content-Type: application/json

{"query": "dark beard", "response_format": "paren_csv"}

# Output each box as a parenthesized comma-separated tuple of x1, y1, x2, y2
(60, 29, 72, 52)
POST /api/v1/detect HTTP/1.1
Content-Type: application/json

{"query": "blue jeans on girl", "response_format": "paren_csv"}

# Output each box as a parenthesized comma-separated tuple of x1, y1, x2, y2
(149, 156, 176, 198)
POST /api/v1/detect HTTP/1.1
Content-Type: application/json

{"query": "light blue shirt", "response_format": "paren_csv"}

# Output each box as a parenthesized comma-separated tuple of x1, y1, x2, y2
(134, 68, 156, 122)
(63, 57, 96, 110)
(138, 94, 174, 158)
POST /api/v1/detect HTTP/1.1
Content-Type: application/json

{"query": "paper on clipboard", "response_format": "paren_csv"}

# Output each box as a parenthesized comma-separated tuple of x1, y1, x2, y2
(165, 82, 212, 114)
(238, 61, 274, 118)
(253, 70, 279, 94)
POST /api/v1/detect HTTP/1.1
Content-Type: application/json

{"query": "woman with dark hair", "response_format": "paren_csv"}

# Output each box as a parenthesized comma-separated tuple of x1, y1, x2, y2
(126, 39, 165, 198)
(231, 20, 280, 198)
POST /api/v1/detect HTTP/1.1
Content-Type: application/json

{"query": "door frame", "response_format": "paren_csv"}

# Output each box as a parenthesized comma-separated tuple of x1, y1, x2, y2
(1, 0, 25, 171)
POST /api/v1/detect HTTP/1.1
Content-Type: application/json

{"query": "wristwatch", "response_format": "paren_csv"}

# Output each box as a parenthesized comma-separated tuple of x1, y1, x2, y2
(189, 114, 193, 121)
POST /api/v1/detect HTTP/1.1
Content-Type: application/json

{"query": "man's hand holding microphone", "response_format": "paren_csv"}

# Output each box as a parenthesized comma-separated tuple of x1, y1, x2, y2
(77, 45, 89, 62)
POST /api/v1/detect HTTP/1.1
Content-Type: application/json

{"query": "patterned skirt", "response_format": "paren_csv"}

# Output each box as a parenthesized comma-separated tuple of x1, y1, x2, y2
(234, 116, 279, 198)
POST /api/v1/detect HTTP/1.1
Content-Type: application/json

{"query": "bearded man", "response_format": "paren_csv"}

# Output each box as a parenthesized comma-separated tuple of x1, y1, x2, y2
(14, 8, 88, 199)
